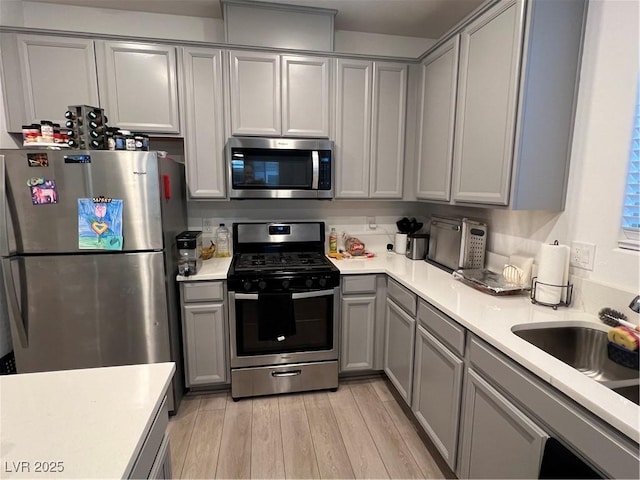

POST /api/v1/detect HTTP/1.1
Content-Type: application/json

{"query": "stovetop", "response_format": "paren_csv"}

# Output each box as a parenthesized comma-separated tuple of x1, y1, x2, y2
(233, 252, 331, 272)
(228, 221, 340, 292)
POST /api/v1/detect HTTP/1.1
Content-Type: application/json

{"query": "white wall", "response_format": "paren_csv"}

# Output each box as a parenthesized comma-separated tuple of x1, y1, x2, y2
(557, 0, 639, 291)
(0, 1, 435, 58)
(3, 1, 226, 43)
(334, 30, 435, 57)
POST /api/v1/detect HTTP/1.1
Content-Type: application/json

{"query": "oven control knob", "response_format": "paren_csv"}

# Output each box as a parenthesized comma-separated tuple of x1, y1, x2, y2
(281, 279, 290, 289)
(258, 280, 267, 290)
(305, 278, 313, 288)
(243, 281, 252, 291)
(318, 278, 327, 287)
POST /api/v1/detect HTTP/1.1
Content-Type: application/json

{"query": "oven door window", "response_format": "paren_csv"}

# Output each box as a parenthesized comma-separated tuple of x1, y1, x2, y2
(235, 291, 333, 356)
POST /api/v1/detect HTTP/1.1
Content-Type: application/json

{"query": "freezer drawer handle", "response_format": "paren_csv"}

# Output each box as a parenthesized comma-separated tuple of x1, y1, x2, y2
(271, 369, 302, 378)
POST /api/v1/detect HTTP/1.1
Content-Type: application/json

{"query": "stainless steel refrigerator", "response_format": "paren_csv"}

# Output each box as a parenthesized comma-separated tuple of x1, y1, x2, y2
(0, 149, 187, 412)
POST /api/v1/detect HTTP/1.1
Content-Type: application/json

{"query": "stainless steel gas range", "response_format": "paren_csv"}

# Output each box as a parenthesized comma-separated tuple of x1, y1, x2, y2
(227, 222, 340, 400)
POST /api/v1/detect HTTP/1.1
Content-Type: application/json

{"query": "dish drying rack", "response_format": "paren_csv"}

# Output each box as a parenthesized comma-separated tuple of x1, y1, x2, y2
(530, 276, 573, 310)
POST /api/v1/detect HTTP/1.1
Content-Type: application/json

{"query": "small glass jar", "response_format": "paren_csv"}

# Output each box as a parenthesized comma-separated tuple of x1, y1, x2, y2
(40, 121, 54, 143)
(22, 124, 40, 144)
(125, 134, 136, 151)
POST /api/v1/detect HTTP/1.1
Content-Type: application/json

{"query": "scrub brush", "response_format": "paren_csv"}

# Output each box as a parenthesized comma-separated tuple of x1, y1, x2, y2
(598, 307, 640, 332)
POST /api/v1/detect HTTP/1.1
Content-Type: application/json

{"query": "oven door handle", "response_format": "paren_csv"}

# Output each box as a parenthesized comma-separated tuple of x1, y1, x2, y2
(234, 293, 259, 300)
(292, 289, 334, 299)
(233, 290, 334, 301)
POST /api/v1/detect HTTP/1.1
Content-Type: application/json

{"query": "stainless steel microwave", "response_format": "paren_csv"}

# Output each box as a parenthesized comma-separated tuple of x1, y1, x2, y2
(226, 137, 333, 199)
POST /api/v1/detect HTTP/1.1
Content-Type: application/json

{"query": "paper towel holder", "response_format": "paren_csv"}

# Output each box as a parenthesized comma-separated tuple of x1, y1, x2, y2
(530, 277, 573, 310)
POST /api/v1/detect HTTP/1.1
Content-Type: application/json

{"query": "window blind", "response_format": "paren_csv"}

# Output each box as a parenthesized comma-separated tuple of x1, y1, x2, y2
(620, 81, 640, 250)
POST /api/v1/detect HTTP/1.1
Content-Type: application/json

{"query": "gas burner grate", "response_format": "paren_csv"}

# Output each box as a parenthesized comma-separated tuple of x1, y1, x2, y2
(233, 252, 331, 272)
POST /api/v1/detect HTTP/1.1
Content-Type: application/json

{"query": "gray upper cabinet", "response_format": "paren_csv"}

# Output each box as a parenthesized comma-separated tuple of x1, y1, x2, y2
(228, 51, 330, 137)
(229, 50, 281, 136)
(335, 59, 407, 198)
(370, 62, 407, 198)
(96, 41, 180, 134)
(418, 0, 586, 210)
(0, 33, 99, 132)
(282, 55, 331, 137)
(415, 36, 459, 201)
(452, 0, 523, 205)
(334, 59, 371, 198)
(181, 47, 226, 198)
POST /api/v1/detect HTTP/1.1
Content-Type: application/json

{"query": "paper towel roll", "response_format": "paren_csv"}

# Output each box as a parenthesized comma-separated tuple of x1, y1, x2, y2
(535, 242, 570, 305)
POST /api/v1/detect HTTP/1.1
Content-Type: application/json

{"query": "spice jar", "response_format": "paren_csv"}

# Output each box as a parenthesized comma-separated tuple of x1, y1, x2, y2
(22, 124, 40, 144)
(40, 121, 54, 143)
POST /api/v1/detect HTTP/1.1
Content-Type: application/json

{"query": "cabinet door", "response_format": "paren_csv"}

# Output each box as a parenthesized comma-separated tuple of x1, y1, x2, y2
(148, 435, 172, 479)
(97, 41, 180, 133)
(458, 368, 548, 479)
(282, 55, 330, 138)
(384, 298, 416, 404)
(334, 59, 372, 198)
(452, 0, 524, 205)
(11, 34, 99, 130)
(229, 51, 280, 136)
(181, 47, 226, 198)
(183, 303, 227, 386)
(341, 294, 376, 372)
(416, 37, 459, 201)
(370, 62, 407, 198)
(412, 325, 464, 470)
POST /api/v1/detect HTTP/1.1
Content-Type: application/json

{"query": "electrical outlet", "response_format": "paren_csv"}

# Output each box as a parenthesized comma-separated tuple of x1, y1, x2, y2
(202, 219, 214, 234)
(570, 241, 596, 270)
(367, 216, 377, 230)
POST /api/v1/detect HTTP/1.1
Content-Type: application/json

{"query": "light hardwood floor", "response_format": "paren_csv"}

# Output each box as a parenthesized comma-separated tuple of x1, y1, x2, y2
(167, 376, 455, 479)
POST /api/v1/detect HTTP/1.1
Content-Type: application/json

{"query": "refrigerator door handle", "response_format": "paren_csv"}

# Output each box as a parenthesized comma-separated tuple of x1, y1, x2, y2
(0, 155, 8, 257)
(2, 257, 28, 348)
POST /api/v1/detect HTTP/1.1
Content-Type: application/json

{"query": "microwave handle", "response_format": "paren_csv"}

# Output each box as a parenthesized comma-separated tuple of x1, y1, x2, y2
(311, 151, 319, 189)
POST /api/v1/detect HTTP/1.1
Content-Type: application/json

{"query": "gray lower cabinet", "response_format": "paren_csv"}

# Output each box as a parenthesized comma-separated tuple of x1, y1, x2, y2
(129, 397, 172, 479)
(411, 299, 465, 471)
(148, 435, 172, 479)
(384, 279, 417, 404)
(458, 367, 548, 479)
(180, 281, 228, 387)
(340, 274, 386, 372)
(466, 335, 640, 479)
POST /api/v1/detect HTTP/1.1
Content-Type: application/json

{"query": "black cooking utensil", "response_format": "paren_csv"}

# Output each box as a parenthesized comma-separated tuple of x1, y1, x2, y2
(396, 217, 411, 233)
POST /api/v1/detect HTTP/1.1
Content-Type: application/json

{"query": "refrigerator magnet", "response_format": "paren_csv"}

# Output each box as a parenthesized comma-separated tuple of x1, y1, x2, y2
(28, 178, 58, 205)
(78, 198, 124, 250)
(27, 153, 49, 167)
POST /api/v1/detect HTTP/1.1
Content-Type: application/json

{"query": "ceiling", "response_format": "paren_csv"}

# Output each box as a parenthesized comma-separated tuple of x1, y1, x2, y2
(27, 0, 486, 38)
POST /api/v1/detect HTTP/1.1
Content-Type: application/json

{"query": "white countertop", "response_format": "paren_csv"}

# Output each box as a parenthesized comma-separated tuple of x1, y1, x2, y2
(0, 363, 175, 479)
(175, 251, 639, 442)
(331, 252, 640, 443)
(176, 257, 232, 281)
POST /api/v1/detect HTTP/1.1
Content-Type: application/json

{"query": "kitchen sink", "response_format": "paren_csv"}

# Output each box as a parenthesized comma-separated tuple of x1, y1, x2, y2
(611, 385, 640, 406)
(511, 322, 639, 388)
